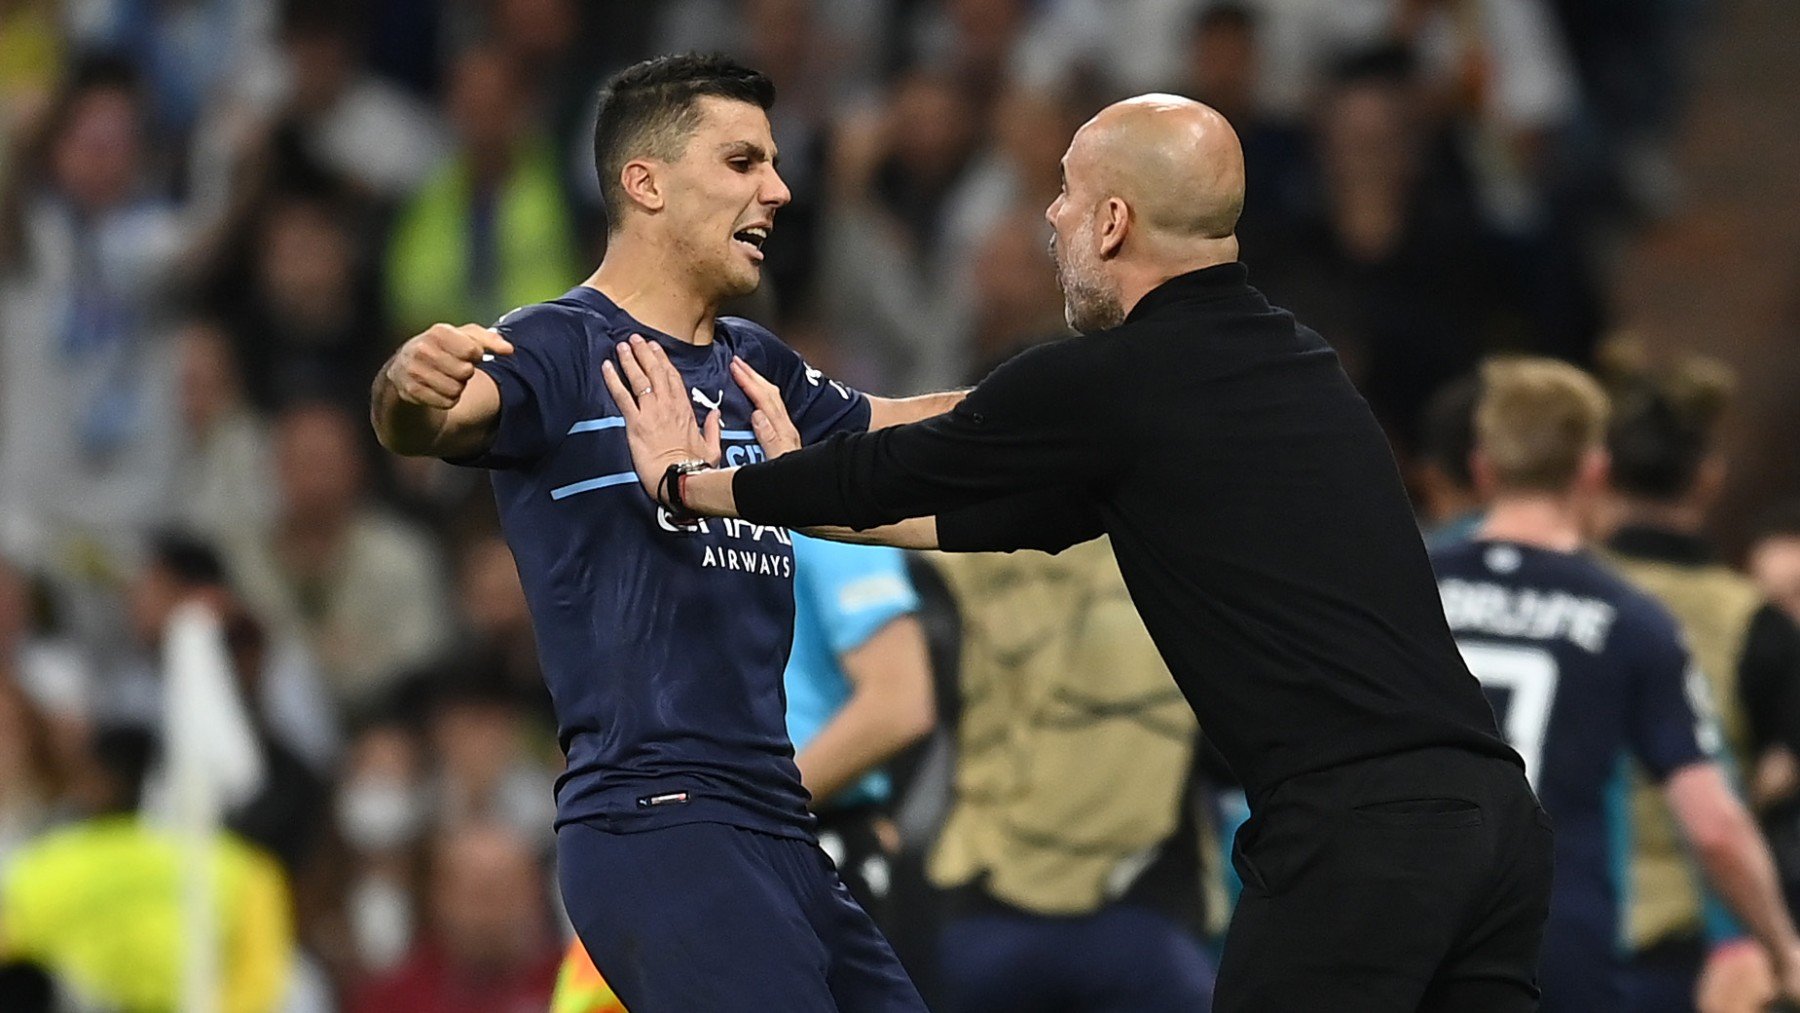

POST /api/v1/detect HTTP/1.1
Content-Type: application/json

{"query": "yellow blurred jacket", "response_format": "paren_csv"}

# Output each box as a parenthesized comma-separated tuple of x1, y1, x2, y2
(550, 937, 627, 1013)
(0, 815, 293, 1013)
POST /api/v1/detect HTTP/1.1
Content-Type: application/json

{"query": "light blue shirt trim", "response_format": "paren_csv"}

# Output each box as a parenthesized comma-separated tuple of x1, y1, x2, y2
(567, 417, 625, 434)
(550, 472, 638, 500)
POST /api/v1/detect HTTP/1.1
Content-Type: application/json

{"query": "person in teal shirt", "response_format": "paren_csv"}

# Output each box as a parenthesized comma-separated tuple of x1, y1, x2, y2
(784, 533, 934, 926)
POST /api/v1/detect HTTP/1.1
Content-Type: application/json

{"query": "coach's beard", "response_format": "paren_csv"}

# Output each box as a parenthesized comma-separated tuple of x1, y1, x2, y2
(1053, 239, 1124, 335)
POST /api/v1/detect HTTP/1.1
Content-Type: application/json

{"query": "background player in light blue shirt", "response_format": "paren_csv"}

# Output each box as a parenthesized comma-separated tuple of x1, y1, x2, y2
(784, 533, 933, 925)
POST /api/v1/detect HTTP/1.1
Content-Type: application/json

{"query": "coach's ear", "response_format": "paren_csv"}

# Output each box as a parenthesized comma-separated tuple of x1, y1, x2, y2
(1098, 195, 1129, 259)
(621, 159, 666, 213)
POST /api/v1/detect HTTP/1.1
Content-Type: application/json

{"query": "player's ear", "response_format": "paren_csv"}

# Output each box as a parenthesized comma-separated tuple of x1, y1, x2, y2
(1579, 447, 1611, 494)
(1470, 449, 1499, 501)
(1098, 196, 1128, 259)
(621, 158, 666, 213)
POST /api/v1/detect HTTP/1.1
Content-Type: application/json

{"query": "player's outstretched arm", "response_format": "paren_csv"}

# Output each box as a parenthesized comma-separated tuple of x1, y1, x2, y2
(1665, 761, 1800, 1003)
(372, 323, 513, 459)
(866, 390, 969, 429)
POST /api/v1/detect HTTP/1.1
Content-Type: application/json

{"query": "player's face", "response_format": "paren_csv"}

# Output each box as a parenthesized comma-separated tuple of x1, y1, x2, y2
(1044, 140, 1123, 334)
(661, 96, 791, 300)
(1750, 536, 1800, 625)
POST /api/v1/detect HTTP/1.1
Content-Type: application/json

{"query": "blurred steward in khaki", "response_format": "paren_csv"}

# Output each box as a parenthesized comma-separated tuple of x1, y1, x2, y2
(1598, 353, 1800, 1012)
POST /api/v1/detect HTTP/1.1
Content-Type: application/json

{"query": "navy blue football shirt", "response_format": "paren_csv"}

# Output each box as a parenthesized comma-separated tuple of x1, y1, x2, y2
(1432, 539, 1717, 957)
(459, 286, 870, 838)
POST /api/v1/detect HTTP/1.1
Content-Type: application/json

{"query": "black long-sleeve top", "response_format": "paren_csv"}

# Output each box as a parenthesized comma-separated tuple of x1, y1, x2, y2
(734, 263, 1517, 803)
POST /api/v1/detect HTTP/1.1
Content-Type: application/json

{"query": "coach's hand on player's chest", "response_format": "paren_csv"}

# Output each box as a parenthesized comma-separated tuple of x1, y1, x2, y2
(602, 335, 722, 501)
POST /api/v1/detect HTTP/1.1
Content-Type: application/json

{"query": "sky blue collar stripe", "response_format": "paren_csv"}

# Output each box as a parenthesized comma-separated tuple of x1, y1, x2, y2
(567, 417, 626, 434)
(721, 429, 756, 440)
(550, 472, 639, 500)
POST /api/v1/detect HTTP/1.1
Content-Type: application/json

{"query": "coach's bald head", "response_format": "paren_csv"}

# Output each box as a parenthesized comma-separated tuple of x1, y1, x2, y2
(1046, 94, 1245, 333)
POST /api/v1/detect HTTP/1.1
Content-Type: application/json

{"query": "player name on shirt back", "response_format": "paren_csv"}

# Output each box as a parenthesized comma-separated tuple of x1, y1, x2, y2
(1439, 578, 1619, 654)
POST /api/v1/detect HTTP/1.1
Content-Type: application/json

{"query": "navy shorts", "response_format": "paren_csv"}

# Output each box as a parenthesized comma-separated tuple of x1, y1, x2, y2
(558, 819, 928, 1012)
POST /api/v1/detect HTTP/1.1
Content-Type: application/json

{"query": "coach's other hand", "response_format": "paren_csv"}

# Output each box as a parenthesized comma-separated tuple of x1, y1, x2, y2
(603, 335, 723, 501)
(388, 323, 514, 409)
(731, 357, 801, 459)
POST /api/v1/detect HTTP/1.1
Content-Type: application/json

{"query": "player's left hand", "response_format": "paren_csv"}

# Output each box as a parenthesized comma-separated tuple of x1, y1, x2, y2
(602, 335, 722, 500)
(730, 357, 801, 458)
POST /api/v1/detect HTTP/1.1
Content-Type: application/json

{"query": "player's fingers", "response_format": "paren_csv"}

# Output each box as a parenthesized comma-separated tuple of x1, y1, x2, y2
(731, 357, 788, 413)
(614, 340, 654, 403)
(398, 380, 457, 410)
(419, 345, 477, 382)
(631, 335, 685, 404)
(750, 409, 799, 457)
(468, 325, 513, 356)
(600, 361, 639, 420)
(702, 409, 722, 465)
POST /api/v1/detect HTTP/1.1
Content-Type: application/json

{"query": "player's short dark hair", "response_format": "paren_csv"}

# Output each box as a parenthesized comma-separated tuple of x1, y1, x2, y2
(1751, 501, 1800, 545)
(1417, 373, 1482, 490)
(1606, 359, 1733, 500)
(591, 53, 775, 231)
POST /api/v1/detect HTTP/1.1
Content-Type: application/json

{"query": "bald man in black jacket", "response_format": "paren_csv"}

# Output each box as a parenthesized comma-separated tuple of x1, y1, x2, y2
(608, 94, 1553, 1012)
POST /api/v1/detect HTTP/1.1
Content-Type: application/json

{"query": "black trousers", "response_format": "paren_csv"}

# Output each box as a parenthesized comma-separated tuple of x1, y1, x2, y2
(1215, 746, 1554, 1012)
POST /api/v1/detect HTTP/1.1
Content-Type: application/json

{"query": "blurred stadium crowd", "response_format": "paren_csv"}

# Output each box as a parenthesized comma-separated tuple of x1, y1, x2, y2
(1, 0, 1797, 1010)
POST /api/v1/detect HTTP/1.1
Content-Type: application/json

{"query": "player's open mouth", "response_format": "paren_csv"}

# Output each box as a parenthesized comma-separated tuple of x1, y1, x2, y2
(733, 226, 769, 262)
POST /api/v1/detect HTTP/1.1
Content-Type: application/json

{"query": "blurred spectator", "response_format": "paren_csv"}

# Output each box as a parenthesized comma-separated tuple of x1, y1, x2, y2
(0, 725, 294, 1012)
(1548, 0, 1698, 221)
(945, 86, 1083, 305)
(171, 321, 278, 540)
(0, 56, 184, 570)
(346, 822, 560, 1013)
(1014, 0, 1204, 99)
(0, 676, 66, 867)
(65, 0, 278, 144)
(818, 69, 985, 392)
(218, 189, 382, 411)
(1750, 505, 1800, 627)
(1598, 358, 1800, 1006)
(226, 403, 452, 716)
(424, 677, 554, 841)
(1182, 3, 1316, 249)
(384, 45, 579, 336)
(964, 205, 1066, 376)
(1250, 47, 1503, 454)
(0, 0, 63, 153)
(109, 532, 338, 772)
(269, 2, 448, 201)
(908, 0, 1031, 101)
(99, 533, 337, 876)
(454, 536, 548, 722)
(0, 555, 94, 759)
(308, 720, 429, 978)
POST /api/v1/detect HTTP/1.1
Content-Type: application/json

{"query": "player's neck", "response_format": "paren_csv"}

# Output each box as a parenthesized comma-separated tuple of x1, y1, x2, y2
(1611, 495, 1705, 536)
(584, 247, 719, 346)
(1478, 496, 1587, 553)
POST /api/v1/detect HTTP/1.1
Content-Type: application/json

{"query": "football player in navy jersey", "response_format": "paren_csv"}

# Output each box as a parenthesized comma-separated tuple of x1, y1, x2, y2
(371, 54, 963, 1012)
(1432, 358, 1800, 1012)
